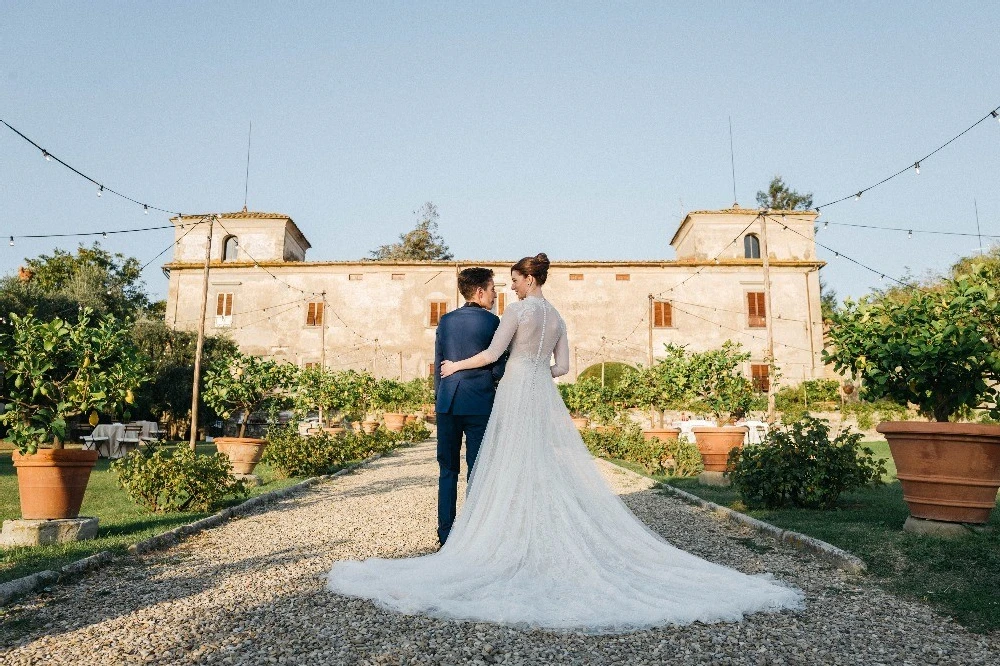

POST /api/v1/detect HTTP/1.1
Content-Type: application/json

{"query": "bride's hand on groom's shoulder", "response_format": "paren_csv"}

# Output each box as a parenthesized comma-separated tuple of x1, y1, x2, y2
(440, 360, 457, 378)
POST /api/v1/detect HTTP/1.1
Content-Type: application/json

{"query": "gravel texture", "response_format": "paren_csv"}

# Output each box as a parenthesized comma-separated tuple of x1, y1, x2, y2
(2, 440, 998, 665)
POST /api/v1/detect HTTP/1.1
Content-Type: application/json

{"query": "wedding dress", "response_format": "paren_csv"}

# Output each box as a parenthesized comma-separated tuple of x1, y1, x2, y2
(327, 295, 803, 632)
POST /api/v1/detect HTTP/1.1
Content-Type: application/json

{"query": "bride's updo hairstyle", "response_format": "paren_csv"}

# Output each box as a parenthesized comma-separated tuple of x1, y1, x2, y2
(512, 253, 550, 285)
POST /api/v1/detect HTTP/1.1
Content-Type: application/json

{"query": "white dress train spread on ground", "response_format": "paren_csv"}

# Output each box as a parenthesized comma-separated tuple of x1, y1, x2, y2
(327, 296, 803, 632)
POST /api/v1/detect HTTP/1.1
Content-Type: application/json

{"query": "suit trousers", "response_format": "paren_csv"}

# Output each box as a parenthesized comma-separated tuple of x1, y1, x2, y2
(436, 411, 490, 545)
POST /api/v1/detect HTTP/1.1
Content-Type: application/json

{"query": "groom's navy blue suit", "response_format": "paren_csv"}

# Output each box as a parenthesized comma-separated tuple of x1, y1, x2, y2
(434, 302, 507, 544)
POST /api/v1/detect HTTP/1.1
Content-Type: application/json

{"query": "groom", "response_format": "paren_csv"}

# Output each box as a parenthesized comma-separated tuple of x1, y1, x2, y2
(434, 267, 507, 546)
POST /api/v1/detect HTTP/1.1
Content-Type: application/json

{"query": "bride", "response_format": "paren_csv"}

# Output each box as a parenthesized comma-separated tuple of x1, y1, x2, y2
(327, 253, 803, 632)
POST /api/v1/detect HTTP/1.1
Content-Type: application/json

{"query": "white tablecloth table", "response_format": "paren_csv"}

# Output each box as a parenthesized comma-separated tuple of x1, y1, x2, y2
(91, 423, 144, 458)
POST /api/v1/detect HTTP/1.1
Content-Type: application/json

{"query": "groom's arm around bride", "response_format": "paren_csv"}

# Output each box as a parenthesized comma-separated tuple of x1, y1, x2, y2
(433, 267, 507, 545)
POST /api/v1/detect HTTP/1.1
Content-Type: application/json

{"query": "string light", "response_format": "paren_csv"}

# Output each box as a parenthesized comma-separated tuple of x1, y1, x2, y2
(42, 150, 50, 161)
(8, 237, 13, 246)
(908, 230, 913, 239)
(144, 205, 149, 215)
(97, 185, 104, 197)
(814, 103, 1000, 212)
(914, 161, 920, 175)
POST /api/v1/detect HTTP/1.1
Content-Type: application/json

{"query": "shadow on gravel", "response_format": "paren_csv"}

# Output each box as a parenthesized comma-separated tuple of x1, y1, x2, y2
(0, 546, 318, 648)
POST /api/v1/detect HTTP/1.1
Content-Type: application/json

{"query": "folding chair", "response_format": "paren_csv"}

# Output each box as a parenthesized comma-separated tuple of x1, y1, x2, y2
(118, 424, 142, 457)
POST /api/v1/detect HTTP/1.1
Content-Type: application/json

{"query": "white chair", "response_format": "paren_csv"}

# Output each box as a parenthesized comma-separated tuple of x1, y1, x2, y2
(117, 424, 142, 457)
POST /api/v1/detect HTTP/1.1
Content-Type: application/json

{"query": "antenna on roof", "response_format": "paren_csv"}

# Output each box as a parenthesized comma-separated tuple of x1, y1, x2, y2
(975, 198, 983, 255)
(728, 116, 738, 207)
(242, 120, 252, 212)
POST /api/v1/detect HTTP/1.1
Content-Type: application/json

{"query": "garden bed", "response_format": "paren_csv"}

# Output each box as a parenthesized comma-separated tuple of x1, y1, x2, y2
(0, 442, 306, 585)
(655, 441, 1000, 634)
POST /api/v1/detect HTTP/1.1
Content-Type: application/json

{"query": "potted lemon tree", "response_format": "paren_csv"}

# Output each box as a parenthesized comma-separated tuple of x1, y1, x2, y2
(686, 342, 757, 473)
(0, 309, 147, 519)
(202, 350, 297, 476)
(825, 265, 1000, 525)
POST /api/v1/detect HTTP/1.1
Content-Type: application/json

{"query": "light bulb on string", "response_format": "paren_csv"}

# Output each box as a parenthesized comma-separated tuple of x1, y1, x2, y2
(914, 162, 920, 175)
(908, 230, 913, 239)
(97, 185, 104, 197)
(993, 110, 1000, 123)
(824, 220, 829, 228)
(42, 150, 50, 161)
(143, 205, 149, 215)
(102, 232, 107, 238)
(855, 192, 862, 200)
(8, 236, 13, 246)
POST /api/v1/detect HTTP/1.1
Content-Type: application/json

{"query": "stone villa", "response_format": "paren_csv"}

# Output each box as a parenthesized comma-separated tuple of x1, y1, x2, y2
(163, 208, 825, 388)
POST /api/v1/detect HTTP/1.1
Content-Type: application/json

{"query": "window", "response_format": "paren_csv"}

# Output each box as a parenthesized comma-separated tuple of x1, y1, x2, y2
(496, 292, 506, 316)
(222, 235, 239, 262)
(427, 362, 435, 377)
(349, 274, 363, 281)
(306, 302, 324, 327)
(215, 293, 233, 327)
(616, 274, 630, 281)
(653, 300, 673, 328)
(751, 364, 770, 392)
(429, 301, 448, 326)
(744, 234, 761, 259)
(391, 273, 405, 280)
(747, 291, 766, 328)
(304, 362, 319, 370)
(569, 274, 584, 281)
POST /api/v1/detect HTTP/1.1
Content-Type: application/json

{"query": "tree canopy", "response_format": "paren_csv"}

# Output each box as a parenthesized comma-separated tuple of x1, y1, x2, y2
(755, 176, 814, 211)
(370, 202, 454, 261)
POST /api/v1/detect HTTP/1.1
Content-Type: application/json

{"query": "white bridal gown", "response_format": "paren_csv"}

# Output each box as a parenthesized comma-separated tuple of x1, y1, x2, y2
(327, 296, 803, 632)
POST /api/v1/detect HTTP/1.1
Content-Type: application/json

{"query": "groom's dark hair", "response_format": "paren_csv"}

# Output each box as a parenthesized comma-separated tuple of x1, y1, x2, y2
(457, 267, 494, 300)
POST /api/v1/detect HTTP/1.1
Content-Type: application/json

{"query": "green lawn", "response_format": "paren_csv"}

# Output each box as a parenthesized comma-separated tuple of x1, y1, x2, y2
(651, 441, 1000, 634)
(0, 443, 306, 585)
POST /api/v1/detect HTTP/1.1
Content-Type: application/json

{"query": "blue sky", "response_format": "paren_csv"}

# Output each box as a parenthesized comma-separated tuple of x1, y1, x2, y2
(2, 2, 999, 302)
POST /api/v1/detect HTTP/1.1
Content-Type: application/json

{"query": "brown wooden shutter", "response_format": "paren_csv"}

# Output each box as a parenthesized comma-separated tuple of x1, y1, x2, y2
(315, 302, 323, 326)
(497, 293, 506, 315)
(653, 301, 672, 328)
(217, 293, 225, 316)
(430, 301, 448, 326)
(751, 364, 770, 392)
(747, 292, 766, 328)
(306, 302, 316, 326)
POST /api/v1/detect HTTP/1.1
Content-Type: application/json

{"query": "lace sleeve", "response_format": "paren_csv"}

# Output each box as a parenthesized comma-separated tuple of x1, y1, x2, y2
(550, 318, 569, 377)
(480, 302, 520, 364)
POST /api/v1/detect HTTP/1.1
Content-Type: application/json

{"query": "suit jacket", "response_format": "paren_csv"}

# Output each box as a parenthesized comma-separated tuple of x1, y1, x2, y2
(434, 303, 507, 415)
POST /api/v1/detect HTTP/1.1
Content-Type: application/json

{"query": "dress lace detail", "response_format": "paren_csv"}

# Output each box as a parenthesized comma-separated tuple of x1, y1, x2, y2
(328, 296, 803, 632)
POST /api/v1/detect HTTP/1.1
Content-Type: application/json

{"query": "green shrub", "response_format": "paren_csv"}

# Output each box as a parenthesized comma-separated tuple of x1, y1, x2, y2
(578, 362, 634, 389)
(727, 416, 885, 509)
(262, 420, 432, 478)
(774, 379, 841, 421)
(581, 421, 701, 477)
(841, 399, 908, 429)
(112, 446, 248, 513)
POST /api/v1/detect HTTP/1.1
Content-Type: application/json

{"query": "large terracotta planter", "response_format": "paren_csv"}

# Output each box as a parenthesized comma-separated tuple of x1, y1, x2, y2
(13, 448, 99, 520)
(383, 413, 407, 432)
(361, 420, 379, 434)
(214, 437, 268, 476)
(571, 416, 590, 430)
(691, 426, 748, 472)
(877, 421, 1000, 524)
(643, 427, 681, 443)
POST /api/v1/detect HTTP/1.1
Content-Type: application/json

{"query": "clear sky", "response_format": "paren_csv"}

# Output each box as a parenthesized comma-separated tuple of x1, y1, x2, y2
(2, 2, 999, 302)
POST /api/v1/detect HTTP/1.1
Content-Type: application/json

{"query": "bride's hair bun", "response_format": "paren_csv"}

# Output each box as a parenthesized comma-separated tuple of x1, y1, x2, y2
(512, 252, 550, 286)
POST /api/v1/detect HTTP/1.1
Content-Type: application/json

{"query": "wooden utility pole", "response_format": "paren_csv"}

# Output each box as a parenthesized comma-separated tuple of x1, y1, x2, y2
(399, 351, 403, 380)
(647, 294, 654, 366)
(319, 290, 327, 426)
(573, 346, 578, 380)
(759, 213, 776, 421)
(189, 216, 215, 450)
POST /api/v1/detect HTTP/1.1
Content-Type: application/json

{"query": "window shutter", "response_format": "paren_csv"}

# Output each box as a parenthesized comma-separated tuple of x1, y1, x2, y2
(751, 364, 770, 392)
(217, 293, 225, 316)
(747, 292, 766, 327)
(316, 302, 323, 326)
(225, 293, 233, 316)
(497, 293, 506, 315)
(430, 301, 448, 326)
(653, 301, 672, 328)
(306, 302, 316, 326)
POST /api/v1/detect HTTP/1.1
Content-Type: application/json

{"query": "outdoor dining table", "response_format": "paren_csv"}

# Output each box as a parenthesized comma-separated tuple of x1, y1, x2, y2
(91, 423, 126, 459)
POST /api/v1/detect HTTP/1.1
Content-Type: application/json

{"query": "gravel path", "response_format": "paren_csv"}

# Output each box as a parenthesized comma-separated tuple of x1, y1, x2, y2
(2, 440, 998, 665)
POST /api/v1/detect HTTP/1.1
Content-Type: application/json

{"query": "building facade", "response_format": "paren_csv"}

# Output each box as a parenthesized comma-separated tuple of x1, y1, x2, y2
(163, 208, 825, 387)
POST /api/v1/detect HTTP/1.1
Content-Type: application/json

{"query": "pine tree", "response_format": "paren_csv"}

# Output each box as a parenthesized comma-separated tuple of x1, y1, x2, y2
(370, 202, 454, 261)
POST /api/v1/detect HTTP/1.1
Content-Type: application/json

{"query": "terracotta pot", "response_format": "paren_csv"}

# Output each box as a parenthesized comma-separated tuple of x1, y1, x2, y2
(571, 416, 590, 430)
(877, 421, 1000, 524)
(383, 413, 407, 432)
(214, 437, 268, 476)
(322, 426, 346, 437)
(13, 448, 99, 520)
(842, 384, 855, 395)
(691, 426, 748, 472)
(643, 427, 681, 443)
(405, 415, 417, 424)
(361, 420, 379, 434)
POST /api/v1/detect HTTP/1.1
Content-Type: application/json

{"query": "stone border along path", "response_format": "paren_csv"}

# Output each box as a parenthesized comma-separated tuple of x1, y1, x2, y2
(1, 441, 997, 665)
